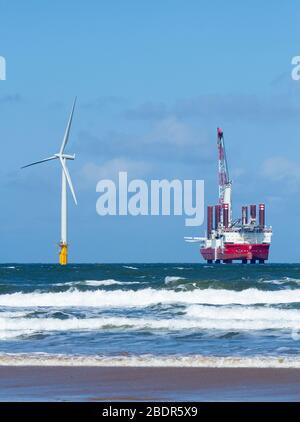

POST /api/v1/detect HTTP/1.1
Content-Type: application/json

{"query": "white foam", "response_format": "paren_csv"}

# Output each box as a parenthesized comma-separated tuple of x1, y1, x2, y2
(123, 266, 138, 270)
(0, 353, 300, 368)
(84, 279, 140, 286)
(0, 331, 27, 340)
(258, 277, 300, 286)
(0, 287, 300, 309)
(164, 276, 186, 284)
(1, 305, 300, 338)
(186, 304, 300, 322)
(0, 311, 29, 318)
(54, 279, 140, 287)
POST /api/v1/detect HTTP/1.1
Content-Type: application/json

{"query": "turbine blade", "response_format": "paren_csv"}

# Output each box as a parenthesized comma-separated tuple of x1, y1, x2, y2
(60, 97, 77, 154)
(59, 157, 77, 205)
(21, 156, 57, 169)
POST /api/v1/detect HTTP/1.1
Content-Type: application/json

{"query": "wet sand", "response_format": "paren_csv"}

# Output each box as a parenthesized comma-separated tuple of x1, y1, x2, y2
(0, 366, 300, 401)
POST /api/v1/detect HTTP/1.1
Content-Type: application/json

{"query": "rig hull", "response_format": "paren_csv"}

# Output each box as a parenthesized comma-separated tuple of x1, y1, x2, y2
(200, 243, 270, 263)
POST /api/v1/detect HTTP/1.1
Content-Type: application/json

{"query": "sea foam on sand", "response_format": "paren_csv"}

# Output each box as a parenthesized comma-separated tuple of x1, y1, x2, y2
(0, 353, 299, 368)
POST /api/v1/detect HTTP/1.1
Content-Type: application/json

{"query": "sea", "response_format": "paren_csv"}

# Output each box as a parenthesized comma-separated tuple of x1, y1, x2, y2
(0, 263, 300, 367)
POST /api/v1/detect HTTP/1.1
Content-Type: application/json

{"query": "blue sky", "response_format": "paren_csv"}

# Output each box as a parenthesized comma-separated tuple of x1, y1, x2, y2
(0, 0, 300, 262)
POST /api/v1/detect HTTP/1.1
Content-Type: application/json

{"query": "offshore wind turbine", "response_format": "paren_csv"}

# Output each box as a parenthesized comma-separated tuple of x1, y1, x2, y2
(22, 98, 77, 265)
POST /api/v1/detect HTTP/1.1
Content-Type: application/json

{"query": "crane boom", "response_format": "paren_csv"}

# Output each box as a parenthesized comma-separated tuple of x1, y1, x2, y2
(217, 128, 232, 222)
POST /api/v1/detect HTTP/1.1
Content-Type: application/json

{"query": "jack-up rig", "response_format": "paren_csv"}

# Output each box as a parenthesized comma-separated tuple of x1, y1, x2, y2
(185, 128, 272, 264)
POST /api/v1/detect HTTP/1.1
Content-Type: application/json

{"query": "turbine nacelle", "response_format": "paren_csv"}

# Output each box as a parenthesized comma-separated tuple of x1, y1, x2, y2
(54, 153, 75, 160)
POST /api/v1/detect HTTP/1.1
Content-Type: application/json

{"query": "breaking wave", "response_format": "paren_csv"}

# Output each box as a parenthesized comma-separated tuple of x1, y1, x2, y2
(258, 277, 300, 286)
(54, 279, 140, 287)
(1, 304, 300, 339)
(1, 287, 300, 308)
(84, 279, 140, 287)
(185, 304, 300, 325)
(164, 276, 186, 284)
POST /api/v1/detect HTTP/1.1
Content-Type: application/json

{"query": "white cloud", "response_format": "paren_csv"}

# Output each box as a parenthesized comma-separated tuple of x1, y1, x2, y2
(79, 158, 151, 188)
(261, 156, 300, 192)
(231, 167, 246, 178)
(77, 116, 212, 164)
(146, 116, 197, 147)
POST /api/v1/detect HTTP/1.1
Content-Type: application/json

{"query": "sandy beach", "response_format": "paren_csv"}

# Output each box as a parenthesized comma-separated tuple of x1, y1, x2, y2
(0, 366, 300, 401)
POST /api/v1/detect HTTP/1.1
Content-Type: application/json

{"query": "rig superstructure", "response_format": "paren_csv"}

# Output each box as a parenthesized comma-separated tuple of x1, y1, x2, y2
(186, 128, 272, 264)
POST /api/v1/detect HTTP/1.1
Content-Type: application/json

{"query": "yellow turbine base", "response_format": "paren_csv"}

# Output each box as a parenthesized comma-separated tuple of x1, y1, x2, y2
(59, 243, 68, 266)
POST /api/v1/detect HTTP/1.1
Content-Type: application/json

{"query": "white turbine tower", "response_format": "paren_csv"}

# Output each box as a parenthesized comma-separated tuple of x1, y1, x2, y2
(22, 98, 77, 265)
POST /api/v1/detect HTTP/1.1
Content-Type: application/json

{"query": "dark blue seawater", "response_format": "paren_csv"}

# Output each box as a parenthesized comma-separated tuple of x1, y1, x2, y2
(0, 263, 300, 365)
